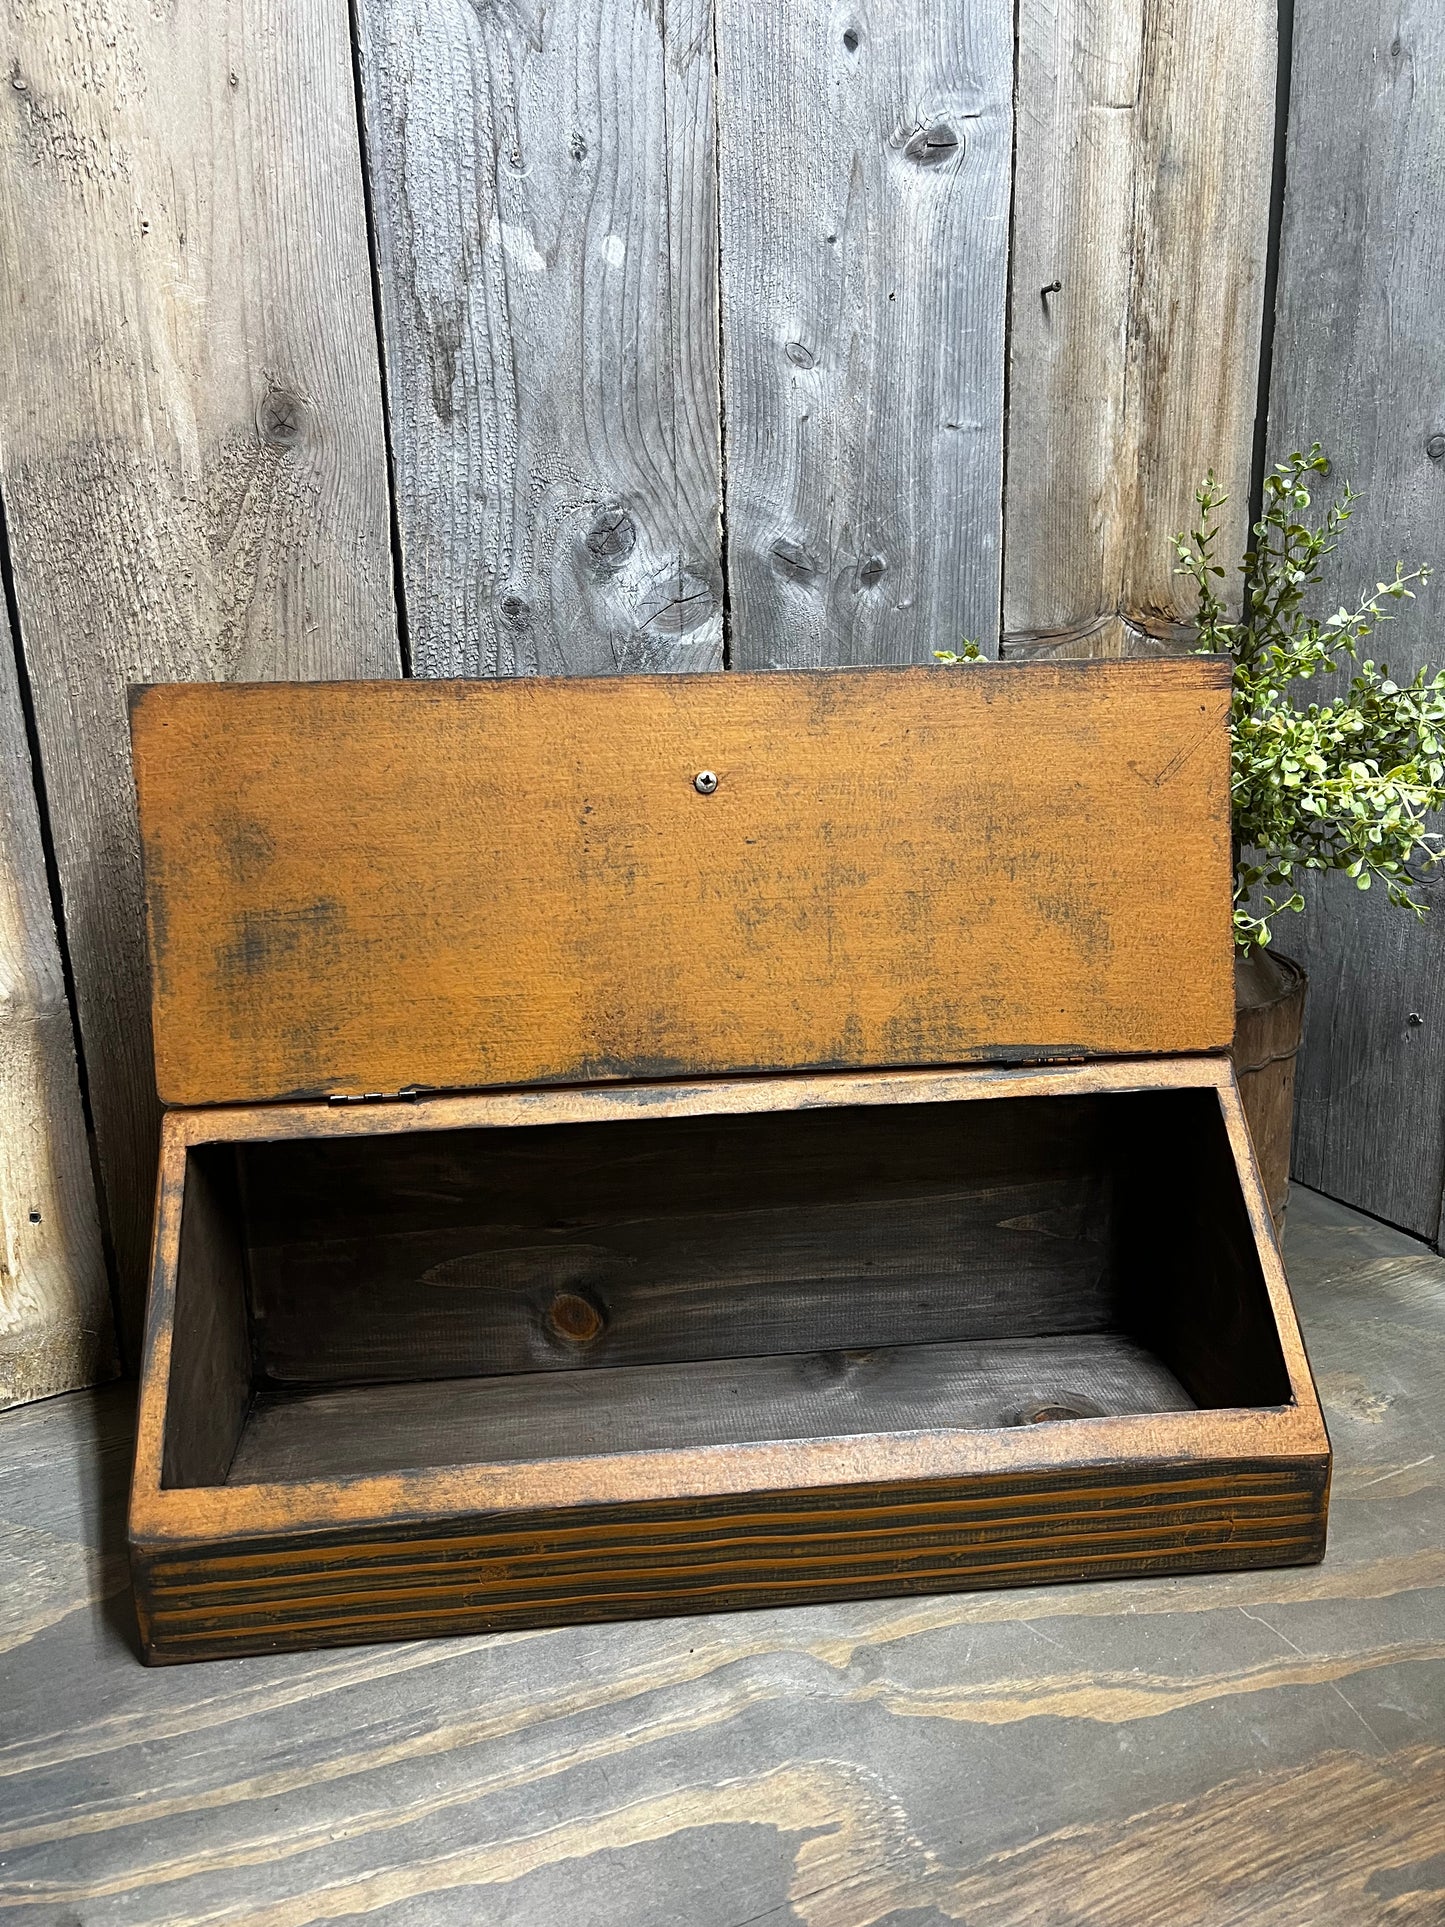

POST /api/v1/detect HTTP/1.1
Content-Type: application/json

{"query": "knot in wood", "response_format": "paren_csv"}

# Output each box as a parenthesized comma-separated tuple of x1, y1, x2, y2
(903, 121, 962, 167)
(499, 592, 532, 628)
(637, 565, 715, 636)
(771, 539, 820, 585)
(585, 502, 636, 566)
(1006, 1392, 1106, 1426)
(1427, 433, 1445, 463)
(857, 556, 886, 589)
(257, 387, 306, 447)
(785, 341, 815, 369)
(842, 27, 859, 52)
(547, 1290, 605, 1344)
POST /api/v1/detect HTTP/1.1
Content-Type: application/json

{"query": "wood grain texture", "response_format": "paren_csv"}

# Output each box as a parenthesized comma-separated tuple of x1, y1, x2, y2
(716, 0, 1013, 665)
(0, 0, 403, 1348)
(160, 1150, 249, 1491)
(1003, 0, 1275, 660)
(0, 602, 114, 1407)
(355, 0, 722, 676)
(1265, 0, 1445, 1239)
(4, 1188, 1433, 1920)
(239, 1098, 1118, 1385)
(226, 1337, 1197, 1485)
(134, 1457, 1326, 1662)
(130, 662, 1234, 1106)
(149, 1055, 1278, 1147)
(232, 1085, 1284, 1402)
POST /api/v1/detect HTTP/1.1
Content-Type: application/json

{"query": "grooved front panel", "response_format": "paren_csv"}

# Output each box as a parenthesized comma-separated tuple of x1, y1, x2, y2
(131, 663, 1232, 1106)
(133, 1457, 1330, 1662)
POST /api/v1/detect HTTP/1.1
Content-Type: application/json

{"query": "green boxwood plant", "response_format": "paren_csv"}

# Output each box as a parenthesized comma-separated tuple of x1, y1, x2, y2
(1177, 447, 1445, 950)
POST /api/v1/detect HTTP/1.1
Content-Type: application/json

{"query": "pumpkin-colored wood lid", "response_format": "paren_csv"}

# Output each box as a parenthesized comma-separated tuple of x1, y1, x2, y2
(129, 661, 1234, 1107)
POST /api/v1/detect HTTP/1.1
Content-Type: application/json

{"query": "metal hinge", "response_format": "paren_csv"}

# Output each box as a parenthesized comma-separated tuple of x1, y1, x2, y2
(326, 1087, 426, 1107)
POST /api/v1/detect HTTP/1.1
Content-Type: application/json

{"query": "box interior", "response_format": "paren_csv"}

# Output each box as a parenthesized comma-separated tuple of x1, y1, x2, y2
(160, 1088, 1292, 1492)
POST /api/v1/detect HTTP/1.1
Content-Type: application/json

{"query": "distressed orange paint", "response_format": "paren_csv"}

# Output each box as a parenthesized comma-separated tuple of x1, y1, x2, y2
(129, 661, 1234, 1107)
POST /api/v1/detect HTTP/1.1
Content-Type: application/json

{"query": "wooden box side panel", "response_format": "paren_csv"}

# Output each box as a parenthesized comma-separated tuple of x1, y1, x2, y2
(131, 1455, 1330, 1663)
(236, 1094, 1124, 1387)
(1114, 1086, 1295, 1410)
(161, 1147, 251, 1489)
(130, 662, 1234, 1107)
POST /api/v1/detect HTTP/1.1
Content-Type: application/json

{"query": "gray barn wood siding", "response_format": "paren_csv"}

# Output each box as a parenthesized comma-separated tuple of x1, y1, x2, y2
(716, 0, 1014, 666)
(354, 0, 725, 677)
(0, 588, 114, 1407)
(1004, 0, 1275, 661)
(1267, 0, 1445, 1240)
(0, 0, 401, 1352)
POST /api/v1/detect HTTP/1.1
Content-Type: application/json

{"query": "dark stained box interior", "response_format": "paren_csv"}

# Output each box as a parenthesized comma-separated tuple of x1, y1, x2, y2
(160, 1088, 1292, 1493)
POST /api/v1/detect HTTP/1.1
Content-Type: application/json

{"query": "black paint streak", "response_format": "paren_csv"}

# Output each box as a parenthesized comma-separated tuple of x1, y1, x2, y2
(217, 901, 346, 984)
(224, 816, 277, 883)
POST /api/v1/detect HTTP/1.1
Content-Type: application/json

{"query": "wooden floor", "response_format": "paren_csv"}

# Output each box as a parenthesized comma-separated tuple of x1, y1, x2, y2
(2, 1186, 1443, 1925)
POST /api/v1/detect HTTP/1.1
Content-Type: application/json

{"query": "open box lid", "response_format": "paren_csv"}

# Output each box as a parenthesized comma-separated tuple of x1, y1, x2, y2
(129, 661, 1234, 1108)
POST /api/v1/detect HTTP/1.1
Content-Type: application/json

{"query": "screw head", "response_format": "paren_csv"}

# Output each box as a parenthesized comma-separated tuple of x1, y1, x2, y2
(693, 769, 718, 794)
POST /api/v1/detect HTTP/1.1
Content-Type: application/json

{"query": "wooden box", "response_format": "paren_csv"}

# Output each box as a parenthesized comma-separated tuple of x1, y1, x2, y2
(126, 663, 1330, 1662)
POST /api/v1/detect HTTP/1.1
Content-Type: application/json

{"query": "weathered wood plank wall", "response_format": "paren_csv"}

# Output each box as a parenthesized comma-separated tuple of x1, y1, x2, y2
(0, 0, 402, 1352)
(0, 0, 1287, 1378)
(355, 0, 724, 676)
(0, 595, 114, 1407)
(715, 0, 1014, 666)
(1267, 0, 1445, 1240)
(1004, 0, 1276, 660)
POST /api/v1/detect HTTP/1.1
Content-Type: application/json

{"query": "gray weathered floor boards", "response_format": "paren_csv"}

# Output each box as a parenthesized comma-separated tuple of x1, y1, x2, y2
(2, 1185, 1443, 1924)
